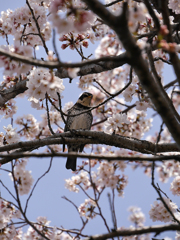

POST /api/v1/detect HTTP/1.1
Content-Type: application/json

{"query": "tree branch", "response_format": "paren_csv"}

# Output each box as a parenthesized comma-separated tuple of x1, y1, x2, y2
(0, 52, 129, 106)
(0, 48, 128, 70)
(84, 224, 180, 240)
(0, 131, 179, 165)
(0, 80, 28, 107)
(1, 152, 180, 165)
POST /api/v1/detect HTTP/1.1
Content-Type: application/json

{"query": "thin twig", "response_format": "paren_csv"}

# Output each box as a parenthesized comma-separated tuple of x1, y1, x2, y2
(108, 192, 117, 230)
(24, 157, 53, 214)
(143, 0, 160, 31)
(151, 160, 180, 224)
(104, 0, 123, 8)
(52, 29, 60, 61)
(62, 196, 85, 225)
(1, 152, 180, 161)
(0, 180, 17, 202)
(45, 93, 55, 135)
(11, 161, 50, 240)
(154, 121, 164, 154)
(26, 0, 49, 54)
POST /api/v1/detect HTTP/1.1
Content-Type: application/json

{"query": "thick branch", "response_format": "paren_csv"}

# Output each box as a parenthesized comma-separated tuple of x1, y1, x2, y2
(0, 48, 128, 70)
(55, 53, 129, 78)
(0, 131, 179, 164)
(0, 80, 28, 107)
(84, 224, 180, 240)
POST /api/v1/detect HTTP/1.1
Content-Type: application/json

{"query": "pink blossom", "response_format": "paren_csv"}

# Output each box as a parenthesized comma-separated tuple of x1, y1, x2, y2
(170, 176, 180, 196)
(135, 101, 149, 111)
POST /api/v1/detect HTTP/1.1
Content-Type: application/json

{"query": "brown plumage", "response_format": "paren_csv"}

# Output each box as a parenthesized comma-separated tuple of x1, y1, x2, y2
(64, 92, 93, 171)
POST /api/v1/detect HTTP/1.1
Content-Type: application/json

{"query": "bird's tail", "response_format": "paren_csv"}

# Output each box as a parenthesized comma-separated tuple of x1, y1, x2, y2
(66, 156, 77, 171)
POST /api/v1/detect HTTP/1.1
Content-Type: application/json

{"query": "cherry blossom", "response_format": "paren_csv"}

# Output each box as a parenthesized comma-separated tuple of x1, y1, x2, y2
(0, 44, 32, 76)
(135, 101, 149, 111)
(78, 199, 97, 219)
(105, 113, 130, 132)
(9, 159, 34, 195)
(3, 124, 20, 144)
(48, 0, 96, 34)
(168, 0, 180, 14)
(26, 67, 65, 107)
(170, 176, 180, 196)
(128, 206, 145, 227)
(149, 198, 179, 223)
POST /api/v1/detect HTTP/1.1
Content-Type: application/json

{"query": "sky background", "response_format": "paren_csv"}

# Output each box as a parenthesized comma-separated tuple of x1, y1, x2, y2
(0, 1, 178, 239)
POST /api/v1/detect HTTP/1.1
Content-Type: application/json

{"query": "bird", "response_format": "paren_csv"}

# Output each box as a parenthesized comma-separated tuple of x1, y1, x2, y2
(64, 92, 93, 171)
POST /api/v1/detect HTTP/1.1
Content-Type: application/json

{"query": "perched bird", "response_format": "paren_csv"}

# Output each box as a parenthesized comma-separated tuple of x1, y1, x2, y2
(64, 92, 93, 171)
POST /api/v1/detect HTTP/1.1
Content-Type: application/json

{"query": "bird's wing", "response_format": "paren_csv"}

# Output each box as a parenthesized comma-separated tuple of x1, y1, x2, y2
(64, 106, 75, 132)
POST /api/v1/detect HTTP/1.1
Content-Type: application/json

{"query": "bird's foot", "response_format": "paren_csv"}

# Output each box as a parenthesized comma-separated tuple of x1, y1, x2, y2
(112, 130, 116, 135)
(70, 129, 78, 136)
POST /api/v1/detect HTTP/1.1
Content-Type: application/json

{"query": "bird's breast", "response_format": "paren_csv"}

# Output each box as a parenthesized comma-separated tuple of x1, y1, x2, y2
(70, 113, 91, 130)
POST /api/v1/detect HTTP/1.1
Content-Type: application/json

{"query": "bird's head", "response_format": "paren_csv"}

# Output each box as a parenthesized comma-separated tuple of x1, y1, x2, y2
(77, 92, 93, 107)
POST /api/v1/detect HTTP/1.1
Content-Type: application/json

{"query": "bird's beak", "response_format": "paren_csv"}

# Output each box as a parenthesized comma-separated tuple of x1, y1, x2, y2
(88, 95, 93, 99)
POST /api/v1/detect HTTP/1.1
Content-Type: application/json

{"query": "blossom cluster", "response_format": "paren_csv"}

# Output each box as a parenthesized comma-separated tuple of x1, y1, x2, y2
(15, 114, 39, 140)
(168, 0, 180, 14)
(149, 198, 179, 223)
(105, 0, 149, 33)
(78, 73, 95, 89)
(157, 160, 180, 183)
(57, 18, 109, 51)
(104, 111, 152, 139)
(0, 44, 32, 76)
(59, 32, 90, 51)
(0, 199, 21, 238)
(26, 67, 65, 109)
(0, 99, 17, 119)
(96, 161, 120, 189)
(105, 113, 130, 133)
(117, 207, 150, 240)
(170, 176, 180, 196)
(78, 199, 97, 219)
(0, 2, 51, 46)
(9, 159, 34, 195)
(23, 216, 74, 239)
(95, 33, 122, 58)
(65, 161, 128, 197)
(3, 124, 20, 144)
(0, 212, 73, 240)
(95, 161, 128, 196)
(65, 170, 90, 192)
(48, 0, 95, 34)
(1, 110, 63, 149)
(128, 206, 145, 227)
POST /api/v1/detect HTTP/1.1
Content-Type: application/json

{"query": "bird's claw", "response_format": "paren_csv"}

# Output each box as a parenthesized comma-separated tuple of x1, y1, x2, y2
(71, 129, 78, 135)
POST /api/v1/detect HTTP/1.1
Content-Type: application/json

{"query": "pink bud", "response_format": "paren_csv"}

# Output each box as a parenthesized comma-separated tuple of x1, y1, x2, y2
(82, 40, 88, 48)
(61, 43, 68, 49)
